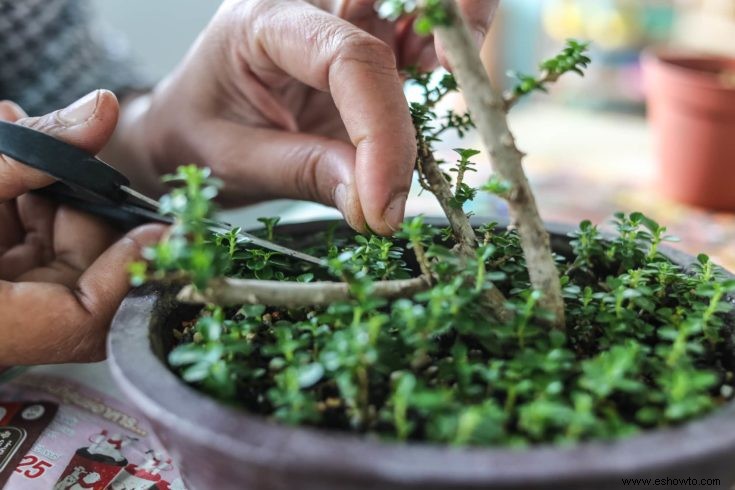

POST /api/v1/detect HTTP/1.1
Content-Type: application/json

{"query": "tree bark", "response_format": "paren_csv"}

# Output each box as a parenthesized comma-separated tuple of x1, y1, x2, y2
(418, 141, 477, 255)
(178, 276, 432, 307)
(434, 0, 565, 327)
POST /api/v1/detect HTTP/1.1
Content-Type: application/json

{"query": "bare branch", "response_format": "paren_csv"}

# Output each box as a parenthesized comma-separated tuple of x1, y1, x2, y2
(178, 276, 433, 307)
(435, 0, 565, 328)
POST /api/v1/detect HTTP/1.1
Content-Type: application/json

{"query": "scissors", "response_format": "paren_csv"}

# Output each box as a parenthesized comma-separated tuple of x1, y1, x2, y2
(0, 120, 324, 266)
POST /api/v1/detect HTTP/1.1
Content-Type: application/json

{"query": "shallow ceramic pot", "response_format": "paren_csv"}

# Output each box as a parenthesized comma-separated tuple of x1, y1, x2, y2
(109, 220, 735, 490)
(642, 51, 735, 211)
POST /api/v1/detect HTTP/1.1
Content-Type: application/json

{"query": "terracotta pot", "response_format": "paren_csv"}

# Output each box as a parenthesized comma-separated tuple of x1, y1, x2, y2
(108, 219, 735, 490)
(642, 52, 735, 210)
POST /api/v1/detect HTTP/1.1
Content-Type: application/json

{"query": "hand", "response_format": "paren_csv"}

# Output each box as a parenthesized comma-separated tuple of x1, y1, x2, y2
(118, 0, 498, 235)
(0, 91, 165, 365)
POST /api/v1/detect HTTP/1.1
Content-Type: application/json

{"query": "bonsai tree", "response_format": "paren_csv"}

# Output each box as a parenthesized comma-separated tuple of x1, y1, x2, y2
(132, 1, 735, 446)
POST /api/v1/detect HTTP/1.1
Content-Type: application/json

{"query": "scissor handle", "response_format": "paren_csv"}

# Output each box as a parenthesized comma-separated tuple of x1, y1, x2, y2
(0, 120, 129, 202)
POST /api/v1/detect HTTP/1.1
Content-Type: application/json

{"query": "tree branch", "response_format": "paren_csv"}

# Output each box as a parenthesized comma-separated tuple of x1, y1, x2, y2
(434, 0, 565, 328)
(178, 276, 433, 307)
(410, 237, 433, 278)
(417, 140, 514, 324)
(503, 70, 562, 110)
(418, 140, 477, 255)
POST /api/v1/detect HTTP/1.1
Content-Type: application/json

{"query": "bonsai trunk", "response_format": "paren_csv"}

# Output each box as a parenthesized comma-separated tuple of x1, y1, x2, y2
(435, 0, 565, 328)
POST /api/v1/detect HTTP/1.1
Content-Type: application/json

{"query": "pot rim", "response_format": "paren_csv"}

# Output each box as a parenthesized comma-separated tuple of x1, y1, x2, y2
(641, 49, 735, 93)
(108, 218, 735, 486)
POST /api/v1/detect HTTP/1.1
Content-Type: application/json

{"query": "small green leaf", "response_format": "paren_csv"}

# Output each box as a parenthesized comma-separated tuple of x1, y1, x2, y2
(297, 363, 325, 388)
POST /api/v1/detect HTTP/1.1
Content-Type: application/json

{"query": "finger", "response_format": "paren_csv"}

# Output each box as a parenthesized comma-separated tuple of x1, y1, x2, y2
(18, 89, 120, 154)
(13, 205, 119, 286)
(434, 0, 499, 69)
(0, 90, 120, 202)
(334, 0, 375, 18)
(0, 100, 27, 122)
(0, 195, 57, 279)
(0, 202, 23, 252)
(0, 102, 27, 255)
(197, 120, 366, 231)
(54, 206, 119, 272)
(73, 224, 166, 345)
(237, 0, 416, 234)
(0, 100, 28, 256)
(0, 224, 165, 364)
(393, 15, 438, 70)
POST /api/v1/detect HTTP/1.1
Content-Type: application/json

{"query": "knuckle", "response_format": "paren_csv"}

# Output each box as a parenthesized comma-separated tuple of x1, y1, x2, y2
(71, 310, 109, 362)
(238, 0, 282, 44)
(68, 331, 107, 362)
(52, 297, 107, 363)
(19, 112, 64, 134)
(333, 30, 397, 75)
(72, 285, 98, 319)
(220, 0, 257, 20)
(212, 0, 265, 54)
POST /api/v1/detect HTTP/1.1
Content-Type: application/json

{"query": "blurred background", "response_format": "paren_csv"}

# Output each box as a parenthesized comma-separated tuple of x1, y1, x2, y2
(92, 0, 735, 269)
(91, 0, 218, 80)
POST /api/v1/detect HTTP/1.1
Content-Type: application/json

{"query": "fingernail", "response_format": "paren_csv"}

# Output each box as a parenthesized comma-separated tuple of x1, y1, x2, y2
(383, 192, 407, 232)
(57, 90, 100, 126)
(334, 183, 356, 229)
(334, 183, 349, 215)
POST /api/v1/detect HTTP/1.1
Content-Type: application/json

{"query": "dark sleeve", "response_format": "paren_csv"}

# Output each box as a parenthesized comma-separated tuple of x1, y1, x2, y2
(0, 0, 149, 116)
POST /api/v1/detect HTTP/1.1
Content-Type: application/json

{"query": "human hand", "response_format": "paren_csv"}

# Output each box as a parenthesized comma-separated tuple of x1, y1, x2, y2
(123, 0, 498, 235)
(0, 91, 165, 365)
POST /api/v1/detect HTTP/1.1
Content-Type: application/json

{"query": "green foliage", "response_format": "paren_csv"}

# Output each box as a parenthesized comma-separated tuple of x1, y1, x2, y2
(482, 175, 513, 197)
(154, 185, 735, 445)
(541, 39, 592, 76)
(130, 165, 230, 289)
(509, 39, 591, 100)
(257, 217, 281, 241)
(449, 148, 480, 209)
(377, 0, 451, 35)
(138, 41, 735, 449)
(407, 72, 473, 143)
(344, 234, 411, 281)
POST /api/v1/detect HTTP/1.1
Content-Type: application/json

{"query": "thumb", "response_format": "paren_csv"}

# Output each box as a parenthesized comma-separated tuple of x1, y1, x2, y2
(0, 90, 120, 201)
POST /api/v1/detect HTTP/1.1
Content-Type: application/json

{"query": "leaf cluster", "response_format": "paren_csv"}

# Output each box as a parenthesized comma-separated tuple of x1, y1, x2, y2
(377, 0, 451, 35)
(130, 165, 230, 289)
(150, 173, 735, 445)
(509, 39, 591, 100)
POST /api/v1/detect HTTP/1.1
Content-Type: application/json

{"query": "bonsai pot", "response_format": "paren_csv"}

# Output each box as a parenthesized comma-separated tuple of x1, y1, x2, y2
(642, 51, 735, 211)
(108, 219, 735, 490)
